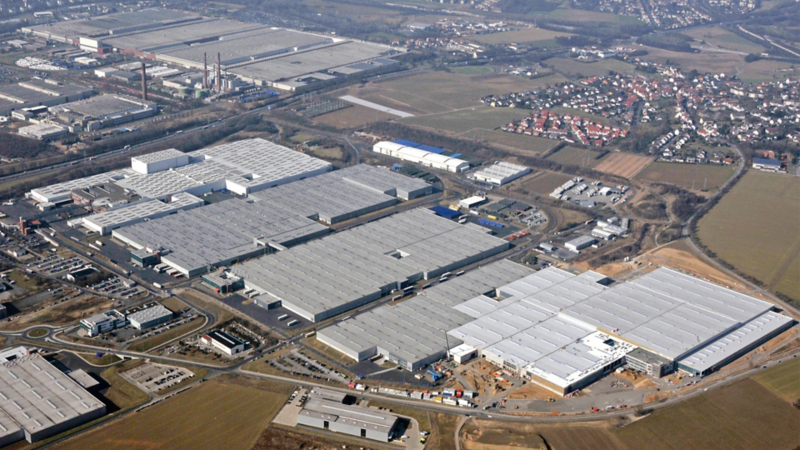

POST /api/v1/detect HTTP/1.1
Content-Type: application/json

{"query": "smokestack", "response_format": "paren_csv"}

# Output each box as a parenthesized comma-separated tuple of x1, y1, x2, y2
(217, 52, 221, 92)
(141, 62, 147, 101)
(203, 52, 208, 89)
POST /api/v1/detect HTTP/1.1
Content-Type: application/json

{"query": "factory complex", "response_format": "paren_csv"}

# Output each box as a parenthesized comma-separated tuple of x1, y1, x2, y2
(0, 79, 92, 117)
(319, 262, 793, 396)
(28, 138, 434, 278)
(47, 94, 157, 132)
(23, 9, 403, 92)
(0, 348, 106, 445)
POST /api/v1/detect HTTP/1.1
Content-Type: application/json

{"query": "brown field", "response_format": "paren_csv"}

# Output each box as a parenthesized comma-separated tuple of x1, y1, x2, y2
(463, 377, 800, 450)
(252, 426, 370, 450)
(546, 146, 606, 167)
(614, 378, 800, 450)
(0, 294, 112, 331)
(697, 172, 800, 301)
(53, 376, 293, 450)
(313, 105, 378, 129)
(751, 358, 800, 402)
(594, 152, 653, 178)
(426, 413, 460, 450)
(471, 27, 573, 45)
(401, 106, 530, 134)
(522, 172, 574, 195)
(640, 239, 747, 291)
(636, 162, 735, 193)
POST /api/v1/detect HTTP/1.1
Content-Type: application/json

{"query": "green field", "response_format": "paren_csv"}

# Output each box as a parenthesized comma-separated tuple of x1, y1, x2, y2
(751, 358, 800, 402)
(684, 26, 767, 54)
(401, 106, 528, 134)
(546, 146, 606, 167)
(546, 57, 637, 77)
(613, 378, 800, 450)
(54, 377, 292, 450)
(471, 27, 573, 45)
(450, 65, 494, 75)
(697, 172, 800, 301)
(462, 129, 558, 155)
(636, 162, 735, 192)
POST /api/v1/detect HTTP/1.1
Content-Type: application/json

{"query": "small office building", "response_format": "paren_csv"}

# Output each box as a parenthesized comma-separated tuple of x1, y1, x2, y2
(202, 330, 245, 355)
(130, 248, 159, 268)
(201, 271, 244, 294)
(80, 310, 127, 336)
(625, 347, 674, 378)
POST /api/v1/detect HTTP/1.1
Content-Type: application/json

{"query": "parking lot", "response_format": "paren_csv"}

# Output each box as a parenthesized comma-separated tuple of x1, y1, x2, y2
(120, 362, 195, 394)
(549, 177, 630, 208)
(32, 255, 88, 276)
(267, 348, 349, 383)
(89, 276, 143, 298)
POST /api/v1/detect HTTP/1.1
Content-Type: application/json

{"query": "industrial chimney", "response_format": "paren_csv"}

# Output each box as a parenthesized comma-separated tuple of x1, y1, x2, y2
(203, 52, 208, 89)
(216, 53, 222, 92)
(141, 62, 147, 101)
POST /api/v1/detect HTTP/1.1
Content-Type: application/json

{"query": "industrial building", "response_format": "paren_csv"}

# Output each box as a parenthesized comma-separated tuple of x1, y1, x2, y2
(48, 94, 157, 132)
(319, 261, 794, 395)
(23, 9, 403, 93)
(80, 310, 127, 336)
(17, 123, 67, 141)
(297, 390, 400, 442)
(111, 164, 431, 277)
(234, 208, 511, 323)
(202, 330, 245, 355)
(201, 271, 244, 294)
(0, 350, 106, 444)
(373, 142, 469, 173)
(0, 80, 92, 117)
(82, 193, 203, 235)
(127, 304, 173, 330)
(472, 161, 531, 186)
(564, 235, 596, 252)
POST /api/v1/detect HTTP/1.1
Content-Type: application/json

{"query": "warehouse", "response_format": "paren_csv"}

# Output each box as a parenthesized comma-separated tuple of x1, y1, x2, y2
(127, 304, 173, 330)
(472, 161, 531, 186)
(316, 260, 534, 370)
(458, 196, 488, 209)
(373, 142, 469, 173)
(319, 261, 792, 394)
(0, 350, 106, 444)
(565, 235, 597, 253)
(82, 193, 203, 235)
(112, 164, 429, 277)
(0, 80, 92, 117)
(235, 208, 511, 323)
(298, 397, 400, 442)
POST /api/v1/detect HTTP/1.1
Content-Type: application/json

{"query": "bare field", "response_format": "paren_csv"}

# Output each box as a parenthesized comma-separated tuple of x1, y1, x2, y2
(522, 172, 574, 195)
(0, 294, 112, 331)
(613, 378, 800, 450)
(751, 357, 800, 402)
(641, 239, 747, 291)
(697, 172, 800, 301)
(471, 28, 573, 45)
(594, 152, 653, 178)
(546, 146, 606, 167)
(635, 162, 735, 193)
(463, 420, 623, 450)
(54, 376, 293, 450)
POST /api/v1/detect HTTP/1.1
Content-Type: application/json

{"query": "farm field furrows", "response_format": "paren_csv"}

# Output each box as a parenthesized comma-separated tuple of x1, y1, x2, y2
(52, 377, 292, 450)
(697, 171, 800, 301)
(594, 152, 653, 178)
(635, 162, 735, 193)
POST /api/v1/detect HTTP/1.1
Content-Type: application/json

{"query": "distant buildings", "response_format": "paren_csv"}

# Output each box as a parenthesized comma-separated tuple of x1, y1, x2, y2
(752, 158, 783, 173)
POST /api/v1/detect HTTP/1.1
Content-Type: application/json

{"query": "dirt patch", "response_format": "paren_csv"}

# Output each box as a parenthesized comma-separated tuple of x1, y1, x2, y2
(594, 153, 654, 179)
(314, 104, 379, 129)
(642, 239, 747, 292)
(506, 382, 557, 400)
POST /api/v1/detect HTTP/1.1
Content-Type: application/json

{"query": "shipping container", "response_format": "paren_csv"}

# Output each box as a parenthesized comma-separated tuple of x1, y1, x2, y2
(287, 320, 300, 327)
